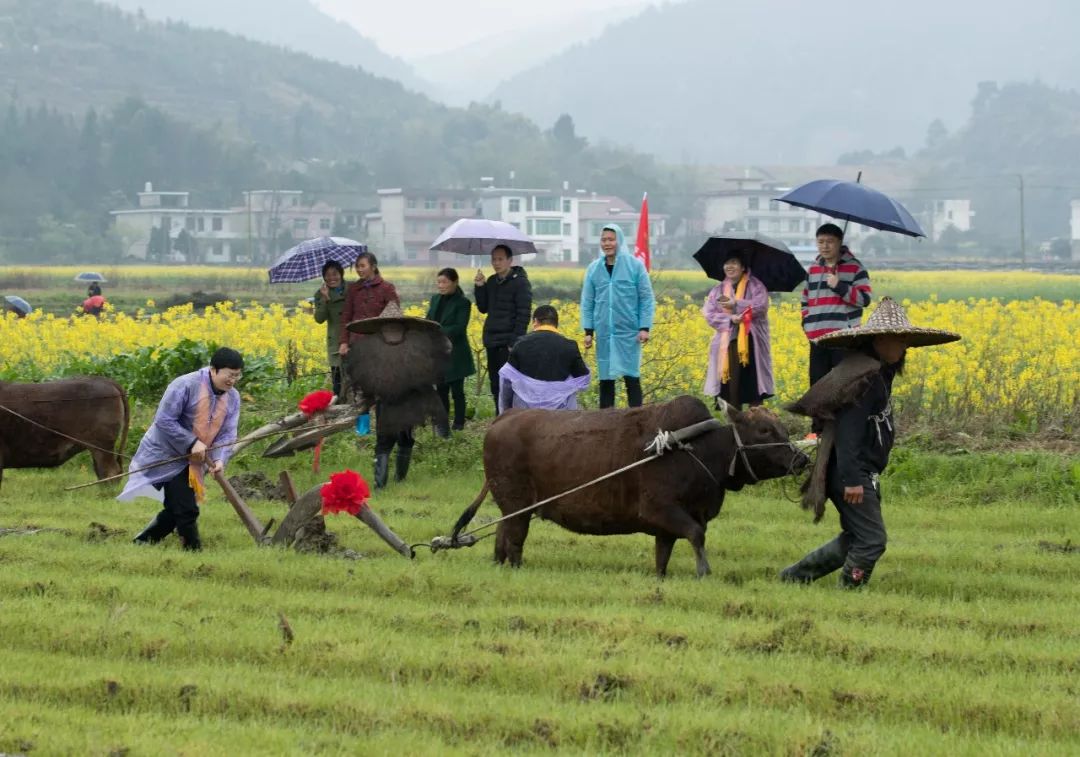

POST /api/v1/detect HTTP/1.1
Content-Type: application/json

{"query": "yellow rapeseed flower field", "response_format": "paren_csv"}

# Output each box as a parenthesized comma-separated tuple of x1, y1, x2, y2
(2, 287, 1077, 431)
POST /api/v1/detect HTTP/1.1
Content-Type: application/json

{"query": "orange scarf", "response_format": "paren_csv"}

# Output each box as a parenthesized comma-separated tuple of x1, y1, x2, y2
(720, 274, 751, 383)
(188, 377, 227, 503)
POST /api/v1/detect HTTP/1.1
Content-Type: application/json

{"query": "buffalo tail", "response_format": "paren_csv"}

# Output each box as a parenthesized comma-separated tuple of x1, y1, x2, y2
(451, 480, 490, 540)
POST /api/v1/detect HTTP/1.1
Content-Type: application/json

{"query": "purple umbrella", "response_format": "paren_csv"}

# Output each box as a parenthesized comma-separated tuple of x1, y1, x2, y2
(268, 237, 366, 284)
(429, 218, 538, 257)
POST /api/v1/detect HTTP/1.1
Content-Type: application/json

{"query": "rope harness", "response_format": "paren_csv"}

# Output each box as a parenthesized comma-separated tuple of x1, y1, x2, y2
(869, 403, 894, 447)
(426, 420, 807, 553)
(726, 422, 806, 483)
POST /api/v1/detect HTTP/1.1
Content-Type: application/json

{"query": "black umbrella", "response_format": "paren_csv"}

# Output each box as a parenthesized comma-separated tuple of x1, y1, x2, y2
(693, 233, 806, 292)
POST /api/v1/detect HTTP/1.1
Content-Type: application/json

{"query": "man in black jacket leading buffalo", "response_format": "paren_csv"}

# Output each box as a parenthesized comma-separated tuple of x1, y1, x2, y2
(780, 298, 961, 588)
(473, 244, 532, 413)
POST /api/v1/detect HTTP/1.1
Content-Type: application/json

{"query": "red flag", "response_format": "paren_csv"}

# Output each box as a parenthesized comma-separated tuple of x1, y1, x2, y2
(634, 192, 651, 271)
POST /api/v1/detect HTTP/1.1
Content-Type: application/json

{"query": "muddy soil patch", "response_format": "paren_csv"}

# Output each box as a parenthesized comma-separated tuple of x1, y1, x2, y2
(228, 472, 289, 502)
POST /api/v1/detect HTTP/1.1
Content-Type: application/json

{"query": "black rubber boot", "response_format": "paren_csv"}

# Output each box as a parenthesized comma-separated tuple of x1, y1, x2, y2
(176, 521, 202, 552)
(838, 559, 873, 589)
(395, 448, 412, 483)
(374, 453, 390, 490)
(133, 513, 173, 545)
(779, 535, 848, 583)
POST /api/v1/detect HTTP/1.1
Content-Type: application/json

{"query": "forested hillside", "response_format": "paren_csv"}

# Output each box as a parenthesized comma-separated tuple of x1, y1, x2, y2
(0, 0, 674, 262)
(918, 82, 1080, 248)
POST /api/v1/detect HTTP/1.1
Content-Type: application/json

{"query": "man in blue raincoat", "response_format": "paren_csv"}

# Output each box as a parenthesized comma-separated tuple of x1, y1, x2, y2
(581, 224, 655, 408)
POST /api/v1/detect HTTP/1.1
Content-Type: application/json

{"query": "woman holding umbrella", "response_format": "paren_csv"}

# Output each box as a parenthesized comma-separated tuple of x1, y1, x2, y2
(313, 259, 348, 397)
(702, 251, 774, 410)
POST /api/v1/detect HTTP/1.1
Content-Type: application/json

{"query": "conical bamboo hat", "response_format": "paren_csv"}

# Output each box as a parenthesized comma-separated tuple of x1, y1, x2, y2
(345, 301, 441, 335)
(812, 297, 961, 349)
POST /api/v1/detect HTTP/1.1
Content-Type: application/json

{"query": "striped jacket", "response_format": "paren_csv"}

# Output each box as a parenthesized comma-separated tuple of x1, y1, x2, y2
(800, 248, 872, 341)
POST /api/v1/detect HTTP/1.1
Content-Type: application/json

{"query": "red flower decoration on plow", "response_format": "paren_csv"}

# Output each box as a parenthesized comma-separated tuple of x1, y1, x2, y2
(298, 390, 336, 473)
(320, 469, 370, 516)
(298, 389, 334, 416)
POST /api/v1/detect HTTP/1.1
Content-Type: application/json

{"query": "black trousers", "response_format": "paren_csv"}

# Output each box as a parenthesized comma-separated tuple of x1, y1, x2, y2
(437, 379, 466, 429)
(331, 365, 342, 398)
(599, 376, 643, 409)
(486, 345, 510, 413)
(375, 429, 414, 456)
(719, 335, 770, 410)
(809, 343, 847, 386)
(142, 467, 201, 549)
(808, 343, 847, 432)
(828, 466, 887, 571)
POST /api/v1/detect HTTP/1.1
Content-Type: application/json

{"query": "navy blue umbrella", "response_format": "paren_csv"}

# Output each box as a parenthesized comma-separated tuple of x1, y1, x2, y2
(74, 271, 107, 283)
(268, 237, 366, 284)
(777, 179, 925, 238)
(693, 233, 806, 292)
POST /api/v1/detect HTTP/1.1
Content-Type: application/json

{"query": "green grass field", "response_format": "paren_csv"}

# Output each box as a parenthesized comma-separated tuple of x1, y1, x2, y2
(1, 424, 1078, 755)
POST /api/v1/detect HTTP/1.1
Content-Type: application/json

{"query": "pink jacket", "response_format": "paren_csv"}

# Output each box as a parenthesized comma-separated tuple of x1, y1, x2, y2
(702, 274, 775, 398)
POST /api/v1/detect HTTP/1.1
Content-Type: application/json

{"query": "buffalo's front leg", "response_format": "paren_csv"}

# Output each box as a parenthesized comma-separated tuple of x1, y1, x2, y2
(642, 506, 711, 577)
(655, 534, 676, 578)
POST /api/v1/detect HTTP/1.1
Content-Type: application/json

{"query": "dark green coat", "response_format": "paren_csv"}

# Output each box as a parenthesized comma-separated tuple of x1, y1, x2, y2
(426, 290, 476, 383)
(313, 285, 347, 367)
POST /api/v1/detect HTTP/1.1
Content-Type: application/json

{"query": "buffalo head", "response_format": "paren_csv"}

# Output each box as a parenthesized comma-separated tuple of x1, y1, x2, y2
(720, 401, 809, 483)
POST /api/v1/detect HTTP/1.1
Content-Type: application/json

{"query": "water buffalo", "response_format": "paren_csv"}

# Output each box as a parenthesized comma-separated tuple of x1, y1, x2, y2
(0, 377, 129, 489)
(452, 395, 807, 577)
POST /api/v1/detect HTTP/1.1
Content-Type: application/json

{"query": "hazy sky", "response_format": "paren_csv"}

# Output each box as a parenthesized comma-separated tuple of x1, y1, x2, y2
(314, 0, 644, 58)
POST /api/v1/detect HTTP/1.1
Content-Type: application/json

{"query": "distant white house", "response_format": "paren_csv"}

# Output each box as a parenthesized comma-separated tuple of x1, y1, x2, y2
(477, 182, 580, 265)
(577, 193, 667, 264)
(922, 199, 974, 242)
(365, 182, 665, 266)
(702, 176, 877, 251)
(363, 187, 477, 264)
(703, 175, 977, 254)
(110, 184, 335, 263)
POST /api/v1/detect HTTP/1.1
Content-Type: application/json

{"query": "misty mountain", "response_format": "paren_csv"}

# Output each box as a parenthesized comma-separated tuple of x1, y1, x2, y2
(411, 3, 644, 106)
(0, 0, 679, 262)
(104, 0, 432, 94)
(491, 0, 1080, 164)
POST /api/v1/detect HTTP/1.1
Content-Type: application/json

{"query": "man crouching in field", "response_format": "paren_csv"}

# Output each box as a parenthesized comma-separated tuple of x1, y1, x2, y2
(119, 348, 244, 551)
(780, 299, 960, 588)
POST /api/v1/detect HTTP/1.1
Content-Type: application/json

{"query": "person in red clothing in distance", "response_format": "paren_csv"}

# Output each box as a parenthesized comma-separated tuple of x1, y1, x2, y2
(799, 223, 872, 437)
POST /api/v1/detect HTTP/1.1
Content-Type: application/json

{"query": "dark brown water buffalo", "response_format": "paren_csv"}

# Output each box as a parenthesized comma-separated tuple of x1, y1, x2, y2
(0, 377, 129, 489)
(452, 395, 808, 577)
